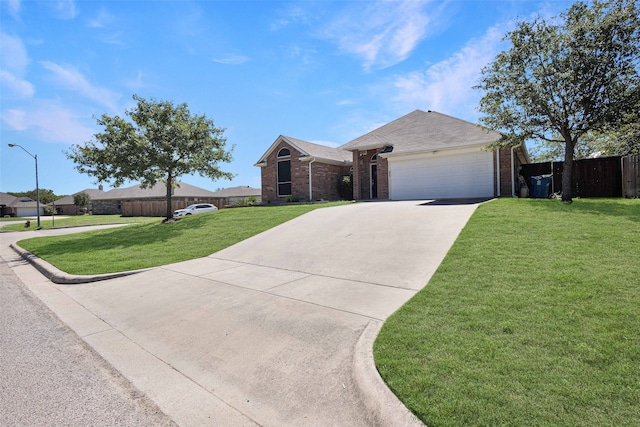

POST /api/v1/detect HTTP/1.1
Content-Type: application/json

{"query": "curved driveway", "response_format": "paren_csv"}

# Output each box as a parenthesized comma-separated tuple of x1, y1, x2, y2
(3, 200, 482, 426)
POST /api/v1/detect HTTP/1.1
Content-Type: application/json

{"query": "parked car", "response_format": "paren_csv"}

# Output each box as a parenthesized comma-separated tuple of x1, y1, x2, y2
(173, 203, 218, 217)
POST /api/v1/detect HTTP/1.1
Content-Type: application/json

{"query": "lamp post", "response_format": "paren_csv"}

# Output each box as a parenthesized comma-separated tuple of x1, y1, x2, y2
(8, 143, 41, 229)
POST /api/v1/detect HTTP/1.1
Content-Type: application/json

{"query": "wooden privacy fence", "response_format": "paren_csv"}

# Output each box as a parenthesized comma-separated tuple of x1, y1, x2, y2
(121, 199, 224, 217)
(521, 155, 639, 198)
(622, 155, 640, 198)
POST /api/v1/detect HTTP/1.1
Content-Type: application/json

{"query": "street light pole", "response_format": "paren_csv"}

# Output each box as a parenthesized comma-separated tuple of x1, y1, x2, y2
(8, 144, 41, 229)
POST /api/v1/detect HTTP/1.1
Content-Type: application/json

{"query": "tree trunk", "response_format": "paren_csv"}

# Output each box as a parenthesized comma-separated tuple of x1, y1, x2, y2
(165, 173, 173, 220)
(561, 135, 575, 203)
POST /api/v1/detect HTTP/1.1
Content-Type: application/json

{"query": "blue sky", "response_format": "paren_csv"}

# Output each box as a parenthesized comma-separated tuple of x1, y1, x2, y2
(1, 0, 572, 195)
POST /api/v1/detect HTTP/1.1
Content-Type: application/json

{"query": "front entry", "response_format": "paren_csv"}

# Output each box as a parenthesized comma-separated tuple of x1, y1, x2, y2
(370, 163, 378, 199)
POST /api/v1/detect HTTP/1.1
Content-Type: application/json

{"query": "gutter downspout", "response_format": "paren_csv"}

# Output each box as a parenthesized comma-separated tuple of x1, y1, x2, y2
(496, 150, 501, 197)
(308, 158, 316, 201)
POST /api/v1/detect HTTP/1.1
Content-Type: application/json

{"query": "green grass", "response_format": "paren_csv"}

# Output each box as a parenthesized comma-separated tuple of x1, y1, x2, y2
(16, 203, 347, 275)
(374, 198, 640, 427)
(0, 215, 156, 231)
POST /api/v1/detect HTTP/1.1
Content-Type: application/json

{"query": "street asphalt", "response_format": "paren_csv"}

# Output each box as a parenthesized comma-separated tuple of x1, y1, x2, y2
(1, 200, 484, 426)
(0, 243, 175, 426)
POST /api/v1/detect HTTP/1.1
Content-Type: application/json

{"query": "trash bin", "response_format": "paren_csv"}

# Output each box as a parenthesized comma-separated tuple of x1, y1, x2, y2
(529, 175, 552, 198)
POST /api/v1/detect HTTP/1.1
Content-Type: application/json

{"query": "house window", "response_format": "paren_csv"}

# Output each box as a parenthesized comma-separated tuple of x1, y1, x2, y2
(277, 148, 292, 196)
(277, 148, 290, 158)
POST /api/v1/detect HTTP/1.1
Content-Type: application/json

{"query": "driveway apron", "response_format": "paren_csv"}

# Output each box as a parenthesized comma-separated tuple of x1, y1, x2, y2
(2, 200, 481, 426)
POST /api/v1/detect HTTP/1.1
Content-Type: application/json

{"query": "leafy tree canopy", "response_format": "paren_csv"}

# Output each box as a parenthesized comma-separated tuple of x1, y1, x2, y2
(476, 0, 640, 202)
(67, 95, 234, 219)
(73, 192, 91, 208)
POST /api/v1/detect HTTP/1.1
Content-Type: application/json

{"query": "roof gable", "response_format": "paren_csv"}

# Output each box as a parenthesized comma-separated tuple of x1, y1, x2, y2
(339, 110, 502, 154)
(255, 135, 351, 166)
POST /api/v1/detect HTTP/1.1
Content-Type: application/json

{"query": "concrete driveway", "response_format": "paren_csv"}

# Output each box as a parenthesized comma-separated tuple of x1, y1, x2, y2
(2, 200, 482, 426)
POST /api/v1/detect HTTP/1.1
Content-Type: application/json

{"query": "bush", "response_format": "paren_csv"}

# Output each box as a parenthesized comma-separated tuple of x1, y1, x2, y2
(246, 195, 258, 206)
(337, 175, 353, 200)
(286, 195, 299, 203)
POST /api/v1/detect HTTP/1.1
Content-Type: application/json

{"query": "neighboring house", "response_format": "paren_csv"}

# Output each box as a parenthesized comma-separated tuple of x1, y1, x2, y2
(54, 182, 261, 216)
(256, 110, 530, 202)
(0, 192, 44, 217)
(54, 187, 107, 215)
(210, 186, 262, 205)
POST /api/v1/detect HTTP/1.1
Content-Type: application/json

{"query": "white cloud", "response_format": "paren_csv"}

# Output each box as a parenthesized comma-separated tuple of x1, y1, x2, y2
(1, 108, 27, 130)
(321, 0, 441, 71)
(53, 0, 77, 20)
(1, 101, 95, 144)
(1, 33, 29, 73)
(211, 54, 250, 65)
(87, 7, 113, 28)
(270, 4, 310, 31)
(0, 70, 35, 97)
(391, 24, 506, 120)
(40, 61, 120, 111)
(5, 0, 21, 20)
(0, 33, 34, 98)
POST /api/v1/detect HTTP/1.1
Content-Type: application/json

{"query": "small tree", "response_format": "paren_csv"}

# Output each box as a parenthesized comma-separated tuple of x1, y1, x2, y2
(476, 0, 639, 203)
(67, 95, 234, 219)
(73, 192, 91, 214)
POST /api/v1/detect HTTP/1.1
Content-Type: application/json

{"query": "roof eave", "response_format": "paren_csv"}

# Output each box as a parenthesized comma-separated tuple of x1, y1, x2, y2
(299, 156, 352, 166)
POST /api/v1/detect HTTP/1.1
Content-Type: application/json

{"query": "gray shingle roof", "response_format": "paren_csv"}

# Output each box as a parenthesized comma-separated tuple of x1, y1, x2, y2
(96, 181, 219, 200)
(54, 188, 107, 205)
(256, 136, 351, 165)
(0, 192, 39, 208)
(281, 136, 352, 163)
(339, 110, 502, 154)
(210, 186, 261, 197)
(0, 192, 18, 206)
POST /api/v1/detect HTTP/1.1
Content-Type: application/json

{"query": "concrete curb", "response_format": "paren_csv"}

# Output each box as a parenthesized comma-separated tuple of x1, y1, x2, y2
(10, 243, 148, 285)
(352, 320, 425, 427)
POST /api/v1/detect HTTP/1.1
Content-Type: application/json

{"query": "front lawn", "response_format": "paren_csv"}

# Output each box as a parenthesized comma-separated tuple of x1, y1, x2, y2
(1, 215, 156, 231)
(16, 202, 347, 275)
(374, 198, 639, 426)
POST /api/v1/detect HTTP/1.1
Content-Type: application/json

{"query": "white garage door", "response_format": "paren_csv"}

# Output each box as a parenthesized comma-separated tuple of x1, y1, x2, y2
(388, 150, 494, 200)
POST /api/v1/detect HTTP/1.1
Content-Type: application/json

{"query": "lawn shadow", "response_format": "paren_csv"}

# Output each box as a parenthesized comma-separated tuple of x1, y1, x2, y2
(522, 198, 640, 223)
(18, 221, 185, 258)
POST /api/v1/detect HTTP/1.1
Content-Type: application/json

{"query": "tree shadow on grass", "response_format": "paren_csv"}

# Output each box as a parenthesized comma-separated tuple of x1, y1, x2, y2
(19, 221, 187, 259)
(521, 198, 640, 223)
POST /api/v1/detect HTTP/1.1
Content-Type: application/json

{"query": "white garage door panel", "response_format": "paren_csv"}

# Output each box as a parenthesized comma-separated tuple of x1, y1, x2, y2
(389, 151, 494, 200)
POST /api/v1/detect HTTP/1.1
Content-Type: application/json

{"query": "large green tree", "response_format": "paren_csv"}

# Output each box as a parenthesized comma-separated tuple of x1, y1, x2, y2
(8, 188, 59, 205)
(67, 95, 233, 219)
(476, 0, 639, 203)
(73, 192, 91, 214)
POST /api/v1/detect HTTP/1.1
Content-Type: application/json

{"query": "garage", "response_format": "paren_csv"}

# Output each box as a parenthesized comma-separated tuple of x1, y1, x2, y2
(387, 147, 494, 200)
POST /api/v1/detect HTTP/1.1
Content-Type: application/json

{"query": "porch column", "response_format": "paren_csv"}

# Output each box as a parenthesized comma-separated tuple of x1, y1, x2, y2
(352, 151, 361, 200)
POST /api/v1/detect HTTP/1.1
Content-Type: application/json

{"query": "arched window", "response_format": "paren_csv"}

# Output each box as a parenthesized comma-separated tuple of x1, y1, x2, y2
(370, 153, 377, 163)
(277, 148, 291, 158)
(277, 147, 292, 196)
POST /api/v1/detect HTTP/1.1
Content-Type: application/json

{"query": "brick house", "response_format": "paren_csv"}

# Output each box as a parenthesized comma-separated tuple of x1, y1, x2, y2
(255, 136, 352, 202)
(256, 110, 530, 202)
(54, 182, 261, 216)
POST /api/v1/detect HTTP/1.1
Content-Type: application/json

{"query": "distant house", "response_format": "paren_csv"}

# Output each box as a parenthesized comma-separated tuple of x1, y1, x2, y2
(54, 182, 261, 216)
(54, 187, 107, 215)
(210, 186, 262, 205)
(0, 192, 44, 217)
(256, 110, 530, 202)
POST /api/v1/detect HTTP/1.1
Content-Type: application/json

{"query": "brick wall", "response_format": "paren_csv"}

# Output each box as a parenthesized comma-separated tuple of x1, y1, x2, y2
(498, 147, 514, 196)
(260, 141, 350, 202)
(352, 149, 389, 200)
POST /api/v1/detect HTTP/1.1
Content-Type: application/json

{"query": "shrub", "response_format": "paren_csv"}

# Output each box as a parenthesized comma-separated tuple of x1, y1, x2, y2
(337, 175, 353, 200)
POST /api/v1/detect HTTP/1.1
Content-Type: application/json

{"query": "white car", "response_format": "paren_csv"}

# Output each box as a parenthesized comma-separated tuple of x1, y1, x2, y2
(173, 203, 218, 217)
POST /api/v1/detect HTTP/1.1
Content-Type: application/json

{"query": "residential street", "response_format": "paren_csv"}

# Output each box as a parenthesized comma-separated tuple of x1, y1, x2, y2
(0, 258, 175, 427)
